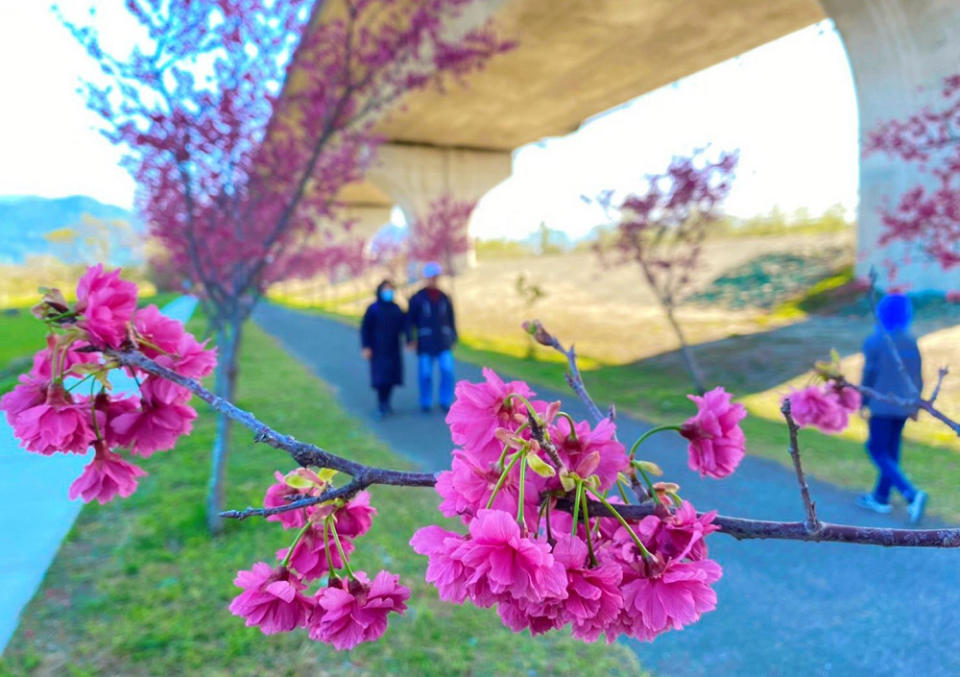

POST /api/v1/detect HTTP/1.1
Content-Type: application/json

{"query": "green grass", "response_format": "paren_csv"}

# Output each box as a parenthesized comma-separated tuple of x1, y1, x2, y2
(0, 322, 643, 676)
(0, 311, 50, 393)
(454, 343, 960, 522)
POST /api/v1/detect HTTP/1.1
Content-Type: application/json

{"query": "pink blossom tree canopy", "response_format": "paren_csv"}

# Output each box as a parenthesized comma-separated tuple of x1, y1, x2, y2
(865, 72, 960, 271)
(595, 149, 739, 394)
(409, 195, 476, 277)
(61, 0, 511, 532)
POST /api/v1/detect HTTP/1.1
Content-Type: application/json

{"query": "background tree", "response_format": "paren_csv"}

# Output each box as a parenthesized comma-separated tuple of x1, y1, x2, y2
(865, 72, 960, 270)
(591, 149, 739, 394)
(62, 0, 510, 532)
(408, 194, 476, 287)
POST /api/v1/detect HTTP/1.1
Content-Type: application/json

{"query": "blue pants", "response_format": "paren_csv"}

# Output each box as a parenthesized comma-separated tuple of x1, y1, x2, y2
(418, 350, 454, 409)
(866, 416, 916, 503)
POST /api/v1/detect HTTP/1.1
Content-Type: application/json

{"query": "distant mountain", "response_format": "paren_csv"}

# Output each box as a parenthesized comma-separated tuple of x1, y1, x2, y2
(0, 195, 138, 264)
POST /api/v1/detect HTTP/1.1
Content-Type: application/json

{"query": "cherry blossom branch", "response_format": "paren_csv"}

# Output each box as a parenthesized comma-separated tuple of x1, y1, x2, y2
(780, 399, 820, 530)
(110, 347, 960, 547)
(522, 320, 605, 424)
(108, 347, 436, 485)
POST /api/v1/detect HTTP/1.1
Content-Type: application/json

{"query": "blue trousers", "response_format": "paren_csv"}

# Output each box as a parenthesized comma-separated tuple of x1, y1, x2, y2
(418, 350, 454, 409)
(866, 416, 916, 503)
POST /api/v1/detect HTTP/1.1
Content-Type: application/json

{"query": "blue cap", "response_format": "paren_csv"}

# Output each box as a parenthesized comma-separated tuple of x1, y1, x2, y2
(423, 261, 443, 278)
(877, 294, 912, 331)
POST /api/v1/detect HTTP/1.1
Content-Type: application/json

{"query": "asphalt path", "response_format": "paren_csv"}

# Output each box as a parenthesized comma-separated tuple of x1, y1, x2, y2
(255, 303, 960, 677)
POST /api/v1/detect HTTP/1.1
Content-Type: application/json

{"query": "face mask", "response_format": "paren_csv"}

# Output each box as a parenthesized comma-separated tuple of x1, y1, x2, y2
(380, 289, 394, 302)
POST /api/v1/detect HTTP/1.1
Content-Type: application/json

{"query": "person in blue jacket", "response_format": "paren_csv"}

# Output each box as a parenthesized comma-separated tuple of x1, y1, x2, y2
(407, 261, 457, 413)
(857, 293, 927, 522)
(361, 279, 410, 418)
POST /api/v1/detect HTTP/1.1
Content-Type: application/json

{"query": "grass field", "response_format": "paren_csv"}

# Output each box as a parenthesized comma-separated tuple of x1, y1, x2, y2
(0, 321, 643, 676)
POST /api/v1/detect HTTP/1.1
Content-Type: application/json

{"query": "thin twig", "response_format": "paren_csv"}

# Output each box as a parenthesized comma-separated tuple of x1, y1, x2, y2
(781, 399, 819, 530)
(930, 366, 949, 404)
(523, 320, 605, 424)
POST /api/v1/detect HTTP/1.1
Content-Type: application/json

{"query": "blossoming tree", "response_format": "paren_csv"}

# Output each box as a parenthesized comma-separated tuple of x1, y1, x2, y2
(409, 195, 476, 280)
(591, 149, 739, 394)
(865, 72, 960, 271)
(61, 0, 511, 532)
(5, 266, 959, 651)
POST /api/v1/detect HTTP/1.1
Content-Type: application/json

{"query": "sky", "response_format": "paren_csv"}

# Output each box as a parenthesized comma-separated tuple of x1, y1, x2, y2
(0, 4, 858, 240)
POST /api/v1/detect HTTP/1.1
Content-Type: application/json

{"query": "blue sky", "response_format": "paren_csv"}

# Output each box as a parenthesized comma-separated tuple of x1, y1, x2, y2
(0, 5, 857, 240)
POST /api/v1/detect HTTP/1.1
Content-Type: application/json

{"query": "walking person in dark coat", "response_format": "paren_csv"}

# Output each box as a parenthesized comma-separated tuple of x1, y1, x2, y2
(856, 293, 927, 522)
(361, 279, 410, 418)
(407, 261, 457, 413)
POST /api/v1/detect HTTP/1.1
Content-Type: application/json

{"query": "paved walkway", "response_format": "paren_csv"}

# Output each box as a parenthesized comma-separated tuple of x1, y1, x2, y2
(256, 303, 960, 676)
(0, 296, 198, 653)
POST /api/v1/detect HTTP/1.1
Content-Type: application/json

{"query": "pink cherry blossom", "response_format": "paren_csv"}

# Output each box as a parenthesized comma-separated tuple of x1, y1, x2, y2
(228, 563, 313, 635)
(787, 385, 849, 434)
(12, 386, 96, 455)
(445, 368, 537, 460)
(110, 378, 196, 456)
(549, 417, 628, 491)
(435, 448, 541, 526)
(332, 491, 377, 539)
(410, 525, 471, 603)
(68, 444, 147, 504)
(276, 523, 353, 581)
(834, 384, 862, 413)
(1, 378, 47, 426)
(264, 471, 312, 529)
(452, 509, 567, 606)
(618, 557, 722, 639)
(75, 264, 138, 348)
(640, 501, 718, 563)
(172, 333, 218, 379)
(133, 304, 185, 357)
(28, 337, 99, 381)
(309, 570, 410, 650)
(680, 386, 747, 479)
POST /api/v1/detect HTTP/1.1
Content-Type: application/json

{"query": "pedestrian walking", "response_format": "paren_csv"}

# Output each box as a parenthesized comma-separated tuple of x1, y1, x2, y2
(361, 279, 410, 419)
(407, 261, 457, 413)
(856, 293, 927, 522)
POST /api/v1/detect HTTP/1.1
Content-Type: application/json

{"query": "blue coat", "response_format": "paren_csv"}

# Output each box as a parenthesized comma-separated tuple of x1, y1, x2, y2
(860, 329, 923, 418)
(408, 288, 457, 355)
(361, 300, 410, 388)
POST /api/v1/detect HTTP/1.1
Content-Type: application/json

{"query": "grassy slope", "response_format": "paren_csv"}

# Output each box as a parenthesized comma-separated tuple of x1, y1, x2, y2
(0, 322, 642, 677)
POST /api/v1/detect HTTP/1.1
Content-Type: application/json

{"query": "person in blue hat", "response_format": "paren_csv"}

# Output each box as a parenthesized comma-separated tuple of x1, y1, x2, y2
(407, 261, 457, 413)
(361, 279, 410, 419)
(857, 293, 927, 522)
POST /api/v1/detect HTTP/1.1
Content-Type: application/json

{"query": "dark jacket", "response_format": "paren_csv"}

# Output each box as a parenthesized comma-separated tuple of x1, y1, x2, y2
(361, 300, 410, 388)
(408, 287, 457, 355)
(861, 329, 923, 418)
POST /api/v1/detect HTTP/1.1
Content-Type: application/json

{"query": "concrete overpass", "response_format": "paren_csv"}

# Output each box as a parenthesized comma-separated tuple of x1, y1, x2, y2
(317, 0, 960, 291)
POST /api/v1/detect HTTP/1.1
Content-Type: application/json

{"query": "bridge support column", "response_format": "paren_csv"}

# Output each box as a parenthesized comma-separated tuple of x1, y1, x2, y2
(822, 0, 960, 291)
(364, 143, 512, 273)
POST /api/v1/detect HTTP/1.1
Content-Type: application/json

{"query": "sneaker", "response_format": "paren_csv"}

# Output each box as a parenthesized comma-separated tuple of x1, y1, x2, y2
(856, 493, 892, 514)
(908, 490, 928, 524)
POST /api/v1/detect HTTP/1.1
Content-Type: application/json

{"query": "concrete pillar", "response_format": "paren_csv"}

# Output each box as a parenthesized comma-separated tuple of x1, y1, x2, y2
(363, 142, 512, 273)
(822, 0, 960, 291)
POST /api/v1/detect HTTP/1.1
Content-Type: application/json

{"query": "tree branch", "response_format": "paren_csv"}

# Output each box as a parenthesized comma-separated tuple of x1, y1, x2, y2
(111, 347, 960, 548)
(522, 320, 606, 424)
(780, 399, 820, 530)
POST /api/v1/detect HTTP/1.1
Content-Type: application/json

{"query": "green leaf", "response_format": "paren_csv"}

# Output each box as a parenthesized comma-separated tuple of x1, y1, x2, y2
(526, 452, 555, 478)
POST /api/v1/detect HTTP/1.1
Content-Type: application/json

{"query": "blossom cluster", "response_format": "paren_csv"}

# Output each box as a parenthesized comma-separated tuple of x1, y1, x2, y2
(408, 369, 743, 643)
(229, 468, 409, 650)
(0, 265, 216, 504)
(786, 382, 861, 434)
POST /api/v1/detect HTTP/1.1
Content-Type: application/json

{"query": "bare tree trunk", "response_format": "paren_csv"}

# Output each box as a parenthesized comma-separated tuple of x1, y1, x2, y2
(663, 304, 706, 395)
(206, 319, 243, 534)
